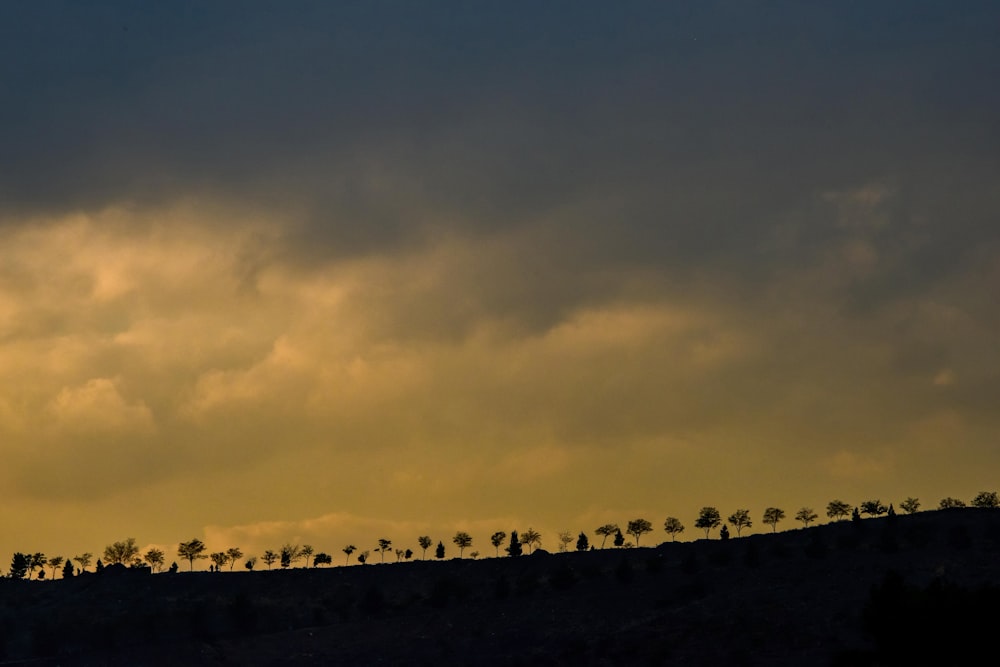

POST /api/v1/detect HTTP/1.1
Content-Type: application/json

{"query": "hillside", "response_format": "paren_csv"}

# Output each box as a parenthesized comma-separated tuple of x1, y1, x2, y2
(2, 509, 999, 665)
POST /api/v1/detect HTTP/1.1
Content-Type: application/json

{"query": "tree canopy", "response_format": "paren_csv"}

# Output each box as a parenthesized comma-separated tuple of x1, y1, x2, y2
(695, 507, 721, 538)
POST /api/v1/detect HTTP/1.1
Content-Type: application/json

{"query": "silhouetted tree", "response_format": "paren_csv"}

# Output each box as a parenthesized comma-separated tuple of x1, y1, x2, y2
(29, 553, 46, 579)
(613, 528, 625, 547)
(490, 531, 507, 557)
(852, 507, 862, 523)
(73, 552, 93, 573)
(860, 500, 888, 517)
(727, 509, 752, 536)
(280, 544, 303, 568)
(900, 497, 921, 514)
(939, 497, 966, 509)
(418, 536, 432, 560)
(695, 507, 722, 538)
(178, 539, 208, 571)
(719, 525, 730, 540)
(358, 550, 370, 564)
(62, 558, 74, 579)
(143, 548, 165, 573)
(103, 538, 139, 566)
(261, 550, 279, 570)
(795, 507, 818, 527)
(245, 557, 257, 570)
(168, 561, 178, 573)
(506, 531, 522, 557)
(469, 551, 479, 559)
(47, 556, 64, 580)
(663, 517, 685, 541)
(626, 519, 653, 547)
(971, 491, 999, 508)
(314, 553, 332, 567)
(394, 549, 404, 562)
(453, 532, 472, 557)
(300, 545, 314, 568)
(377, 539, 392, 563)
(225, 547, 243, 571)
(405, 549, 413, 560)
(95, 559, 104, 573)
(762, 507, 785, 532)
(435, 541, 445, 559)
(594, 523, 619, 549)
(209, 552, 228, 571)
(887, 504, 896, 517)
(576, 532, 589, 551)
(9, 552, 29, 579)
(521, 528, 542, 553)
(343, 545, 356, 565)
(826, 500, 852, 521)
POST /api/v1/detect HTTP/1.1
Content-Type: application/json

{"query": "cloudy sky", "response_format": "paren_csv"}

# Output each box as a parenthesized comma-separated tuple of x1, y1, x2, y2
(1, 2, 998, 564)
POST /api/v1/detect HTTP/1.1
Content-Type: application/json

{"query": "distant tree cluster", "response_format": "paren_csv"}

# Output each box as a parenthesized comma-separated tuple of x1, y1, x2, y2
(6, 489, 997, 579)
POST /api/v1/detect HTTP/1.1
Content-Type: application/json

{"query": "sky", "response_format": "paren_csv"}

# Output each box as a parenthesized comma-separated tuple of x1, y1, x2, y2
(1, 1, 998, 566)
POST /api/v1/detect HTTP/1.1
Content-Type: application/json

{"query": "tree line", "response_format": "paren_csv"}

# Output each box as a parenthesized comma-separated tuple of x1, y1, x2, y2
(6, 491, 998, 580)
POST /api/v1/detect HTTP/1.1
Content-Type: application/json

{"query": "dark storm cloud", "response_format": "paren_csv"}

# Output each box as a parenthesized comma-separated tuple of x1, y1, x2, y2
(2, 2, 998, 285)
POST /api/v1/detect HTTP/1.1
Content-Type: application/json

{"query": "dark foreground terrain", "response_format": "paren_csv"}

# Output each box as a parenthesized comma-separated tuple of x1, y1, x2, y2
(2, 509, 999, 666)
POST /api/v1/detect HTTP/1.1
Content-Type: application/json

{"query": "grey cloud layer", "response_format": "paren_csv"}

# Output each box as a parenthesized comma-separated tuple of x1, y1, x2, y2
(4, 3, 997, 271)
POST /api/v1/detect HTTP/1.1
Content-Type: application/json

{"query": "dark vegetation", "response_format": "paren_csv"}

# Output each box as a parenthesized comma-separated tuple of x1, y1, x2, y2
(2, 508, 999, 665)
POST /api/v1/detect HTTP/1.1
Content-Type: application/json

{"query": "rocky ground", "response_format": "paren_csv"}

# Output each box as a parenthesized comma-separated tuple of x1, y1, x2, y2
(2, 508, 998, 665)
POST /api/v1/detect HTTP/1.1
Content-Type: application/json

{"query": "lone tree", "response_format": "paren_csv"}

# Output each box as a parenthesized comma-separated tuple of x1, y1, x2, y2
(727, 509, 752, 537)
(860, 500, 888, 517)
(939, 497, 966, 509)
(626, 519, 653, 547)
(762, 507, 785, 532)
(29, 553, 46, 579)
(178, 539, 208, 571)
(48, 556, 64, 580)
(342, 545, 356, 565)
(9, 553, 29, 579)
(506, 531, 523, 557)
(435, 541, 445, 559)
(490, 531, 507, 557)
(663, 517, 685, 541)
(280, 544, 302, 568)
(144, 548, 165, 573)
(418, 536, 433, 560)
(209, 552, 228, 571)
(104, 538, 139, 566)
(900, 497, 921, 514)
(695, 507, 722, 538)
(613, 529, 625, 548)
(719, 525, 730, 540)
(72, 552, 93, 573)
(261, 550, 279, 570)
(520, 528, 542, 554)
(795, 507, 818, 528)
(225, 547, 243, 571)
(971, 491, 999, 508)
(453, 532, 473, 558)
(576, 532, 589, 551)
(377, 539, 392, 563)
(826, 500, 852, 521)
(594, 524, 619, 549)
(300, 545, 314, 568)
